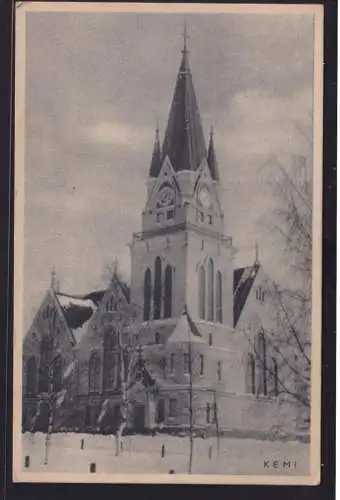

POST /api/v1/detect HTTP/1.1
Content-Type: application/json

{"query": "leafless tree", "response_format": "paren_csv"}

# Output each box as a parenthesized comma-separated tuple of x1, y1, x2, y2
(255, 119, 312, 423)
(96, 261, 153, 456)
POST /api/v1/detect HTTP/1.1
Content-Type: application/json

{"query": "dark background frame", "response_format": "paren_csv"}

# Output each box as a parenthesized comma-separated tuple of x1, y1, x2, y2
(0, 0, 336, 499)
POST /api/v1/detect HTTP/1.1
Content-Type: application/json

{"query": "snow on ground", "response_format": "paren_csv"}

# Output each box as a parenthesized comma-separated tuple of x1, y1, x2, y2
(22, 432, 309, 476)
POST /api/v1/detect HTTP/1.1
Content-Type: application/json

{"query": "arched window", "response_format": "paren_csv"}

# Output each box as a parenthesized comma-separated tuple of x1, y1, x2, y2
(160, 357, 166, 378)
(257, 331, 268, 396)
(26, 356, 37, 395)
(143, 268, 151, 321)
(154, 257, 162, 319)
(38, 336, 50, 393)
(164, 265, 172, 318)
(88, 351, 101, 394)
(199, 266, 206, 319)
(170, 353, 175, 374)
(272, 357, 279, 397)
(103, 331, 119, 390)
(207, 259, 214, 321)
(155, 332, 161, 345)
(247, 353, 256, 394)
(52, 355, 62, 393)
(199, 354, 204, 376)
(208, 333, 213, 346)
(215, 270, 223, 323)
(217, 361, 222, 382)
(183, 353, 189, 374)
(206, 403, 211, 423)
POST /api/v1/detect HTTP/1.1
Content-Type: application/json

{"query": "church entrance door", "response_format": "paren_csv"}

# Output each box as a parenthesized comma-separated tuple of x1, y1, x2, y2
(133, 404, 145, 432)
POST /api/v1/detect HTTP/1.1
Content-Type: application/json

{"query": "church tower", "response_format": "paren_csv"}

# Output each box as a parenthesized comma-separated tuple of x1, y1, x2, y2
(130, 30, 234, 336)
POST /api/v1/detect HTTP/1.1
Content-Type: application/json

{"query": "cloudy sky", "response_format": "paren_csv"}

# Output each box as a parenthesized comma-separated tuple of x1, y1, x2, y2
(23, 9, 315, 329)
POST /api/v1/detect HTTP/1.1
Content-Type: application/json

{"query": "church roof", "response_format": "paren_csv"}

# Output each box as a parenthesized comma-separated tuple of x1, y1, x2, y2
(207, 128, 220, 181)
(233, 263, 260, 327)
(53, 273, 130, 344)
(160, 40, 207, 176)
(56, 291, 105, 343)
(167, 309, 205, 344)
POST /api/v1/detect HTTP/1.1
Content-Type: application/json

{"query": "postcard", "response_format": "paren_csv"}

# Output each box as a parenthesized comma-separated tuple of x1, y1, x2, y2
(13, 2, 323, 485)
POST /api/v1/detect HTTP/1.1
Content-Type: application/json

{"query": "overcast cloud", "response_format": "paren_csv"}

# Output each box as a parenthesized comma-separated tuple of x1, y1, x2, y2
(23, 11, 315, 329)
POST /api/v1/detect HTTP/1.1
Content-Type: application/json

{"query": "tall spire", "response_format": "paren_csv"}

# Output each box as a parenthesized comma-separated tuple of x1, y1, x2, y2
(149, 124, 161, 178)
(207, 126, 220, 181)
(161, 25, 207, 174)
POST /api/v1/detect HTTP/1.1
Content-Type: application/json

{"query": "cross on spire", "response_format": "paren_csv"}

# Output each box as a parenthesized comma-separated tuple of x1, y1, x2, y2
(182, 21, 190, 53)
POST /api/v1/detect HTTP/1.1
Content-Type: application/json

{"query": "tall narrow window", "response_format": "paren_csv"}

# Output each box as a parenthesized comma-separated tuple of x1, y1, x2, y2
(183, 353, 189, 374)
(208, 333, 213, 346)
(217, 361, 222, 382)
(164, 265, 172, 318)
(215, 270, 223, 323)
(257, 331, 268, 396)
(199, 266, 206, 319)
(155, 332, 161, 345)
(52, 355, 62, 393)
(88, 351, 101, 394)
(248, 353, 256, 394)
(211, 403, 216, 424)
(200, 355, 204, 376)
(39, 336, 50, 393)
(272, 357, 279, 397)
(170, 353, 175, 374)
(207, 258, 214, 321)
(160, 357, 166, 378)
(206, 403, 211, 423)
(26, 356, 37, 395)
(143, 268, 151, 321)
(103, 331, 118, 390)
(154, 257, 162, 319)
(167, 208, 174, 220)
(169, 398, 176, 417)
(156, 400, 165, 423)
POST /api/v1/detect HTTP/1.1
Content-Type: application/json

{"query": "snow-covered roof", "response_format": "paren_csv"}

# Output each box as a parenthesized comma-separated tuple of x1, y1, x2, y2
(56, 292, 105, 343)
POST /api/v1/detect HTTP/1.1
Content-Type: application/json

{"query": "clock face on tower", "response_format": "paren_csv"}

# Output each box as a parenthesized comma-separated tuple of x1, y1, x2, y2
(157, 186, 175, 207)
(198, 185, 212, 209)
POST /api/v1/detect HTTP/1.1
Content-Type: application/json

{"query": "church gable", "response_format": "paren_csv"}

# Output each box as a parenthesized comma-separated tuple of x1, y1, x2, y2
(22, 288, 77, 398)
(23, 289, 75, 359)
(234, 264, 273, 330)
(195, 162, 222, 213)
(143, 158, 183, 230)
(75, 273, 132, 353)
(189, 163, 224, 232)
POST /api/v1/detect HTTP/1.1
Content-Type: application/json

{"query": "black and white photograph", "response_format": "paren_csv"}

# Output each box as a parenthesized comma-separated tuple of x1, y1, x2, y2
(13, 2, 323, 484)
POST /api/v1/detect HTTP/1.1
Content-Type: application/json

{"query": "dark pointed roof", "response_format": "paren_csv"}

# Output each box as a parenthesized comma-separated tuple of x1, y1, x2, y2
(233, 263, 260, 327)
(160, 40, 207, 174)
(207, 128, 220, 181)
(149, 126, 161, 178)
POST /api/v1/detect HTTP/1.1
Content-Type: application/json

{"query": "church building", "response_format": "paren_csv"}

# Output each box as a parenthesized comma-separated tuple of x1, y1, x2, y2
(22, 34, 305, 439)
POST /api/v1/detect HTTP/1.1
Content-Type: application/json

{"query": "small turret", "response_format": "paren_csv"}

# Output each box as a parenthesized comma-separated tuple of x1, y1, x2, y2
(148, 125, 161, 178)
(207, 126, 220, 182)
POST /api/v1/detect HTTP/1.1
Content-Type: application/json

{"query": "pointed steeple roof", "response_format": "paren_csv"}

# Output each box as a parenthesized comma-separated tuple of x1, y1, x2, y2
(161, 27, 207, 174)
(207, 127, 220, 181)
(149, 125, 161, 178)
